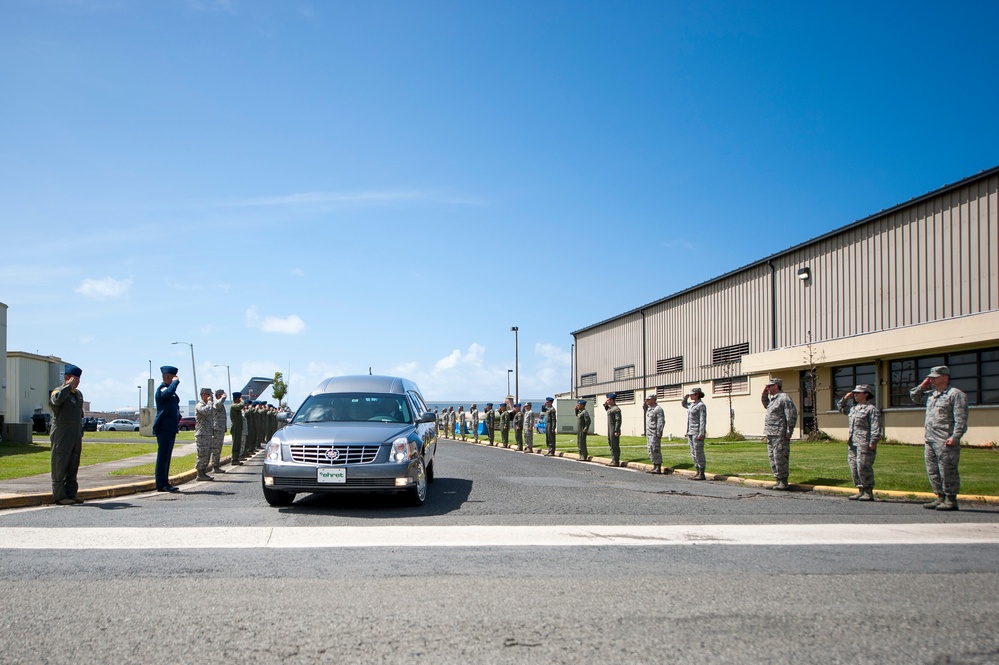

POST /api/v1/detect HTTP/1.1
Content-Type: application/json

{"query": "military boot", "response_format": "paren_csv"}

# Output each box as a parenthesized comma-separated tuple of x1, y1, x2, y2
(693, 467, 705, 481)
(213, 465, 226, 474)
(923, 494, 945, 509)
(935, 495, 959, 511)
(647, 464, 661, 474)
(857, 487, 874, 502)
(848, 487, 864, 500)
(773, 479, 789, 491)
(196, 472, 214, 481)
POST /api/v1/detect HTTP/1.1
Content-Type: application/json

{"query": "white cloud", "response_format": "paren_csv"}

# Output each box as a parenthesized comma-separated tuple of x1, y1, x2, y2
(245, 305, 306, 335)
(291, 268, 305, 277)
(75, 276, 132, 299)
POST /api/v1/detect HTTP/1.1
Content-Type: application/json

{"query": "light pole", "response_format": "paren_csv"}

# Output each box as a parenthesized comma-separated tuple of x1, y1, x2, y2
(171, 341, 198, 404)
(137, 386, 142, 415)
(510, 326, 519, 404)
(214, 364, 231, 397)
(507, 369, 513, 397)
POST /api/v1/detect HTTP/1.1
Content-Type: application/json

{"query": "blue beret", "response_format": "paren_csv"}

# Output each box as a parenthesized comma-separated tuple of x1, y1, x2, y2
(233, 392, 242, 398)
(486, 403, 493, 407)
(545, 397, 553, 402)
(577, 399, 587, 405)
(160, 365, 179, 375)
(513, 403, 521, 407)
(64, 364, 82, 378)
(607, 393, 617, 399)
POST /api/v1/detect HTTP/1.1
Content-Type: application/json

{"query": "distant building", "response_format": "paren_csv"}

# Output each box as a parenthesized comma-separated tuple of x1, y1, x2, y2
(572, 166, 999, 445)
(5, 351, 75, 424)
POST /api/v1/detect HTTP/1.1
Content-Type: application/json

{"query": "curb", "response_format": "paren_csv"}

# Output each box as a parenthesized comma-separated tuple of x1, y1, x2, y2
(0, 454, 242, 510)
(449, 436, 999, 506)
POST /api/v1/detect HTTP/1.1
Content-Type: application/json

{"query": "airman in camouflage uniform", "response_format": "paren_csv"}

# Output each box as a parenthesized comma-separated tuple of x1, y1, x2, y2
(229, 392, 245, 465)
(447, 407, 456, 439)
(605, 394, 622, 466)
(762, 378, 798, 490)
(682, 387, 708, 480)
(512, 403, 524, 450)
(458, 406, 467, 441)
(195, 388, 216, 481)
(576, 400, 590, 460)
(485, 403, 496, 445)
(837, 384, 882, 501)
(522, 402, 536, 452)
(910, 366, 968, 511)
(499, 404, 510, 447)
(210, 389, 227, 473)
(543, 397, 557, 456)
(470, 404, 480, 443)
(644, 394, 665, 474)
(49, 364, 85, 505)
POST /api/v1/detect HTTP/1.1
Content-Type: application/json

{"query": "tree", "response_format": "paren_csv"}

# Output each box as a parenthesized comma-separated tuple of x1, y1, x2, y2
(802, 330, 829, 440)
(272, 371, 289, 408)
(718, 361, 745, 441)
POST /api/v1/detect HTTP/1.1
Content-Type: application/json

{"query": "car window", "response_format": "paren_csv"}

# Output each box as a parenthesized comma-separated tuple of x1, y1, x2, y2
(292, 393, 412, 424)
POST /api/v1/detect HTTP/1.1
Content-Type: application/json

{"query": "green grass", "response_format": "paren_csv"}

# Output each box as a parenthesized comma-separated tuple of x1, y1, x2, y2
(110, 446, 232, 476)
(0, 441, 159, 480)
(550, 434, 999, 495)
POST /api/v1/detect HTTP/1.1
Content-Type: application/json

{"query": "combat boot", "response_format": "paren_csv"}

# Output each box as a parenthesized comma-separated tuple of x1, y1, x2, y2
(693, 467, 705, 481)
(923, 494, 944, 509)
(935, 495, 959, 511)
(773, 479, 789, 491)
(213, 466, 226, 474)
(196, 472, 214, 481)
(647, 464, 661, 474)
(857, 487, 874, 502)
(848, 487, 864, 500)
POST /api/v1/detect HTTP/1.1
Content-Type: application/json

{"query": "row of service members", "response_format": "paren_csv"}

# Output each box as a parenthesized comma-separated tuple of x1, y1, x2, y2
(437, 400, 560, 455)
(430, 370, 969, 511)
(193, 390, 282, 481)
(45, 364, 969, 509)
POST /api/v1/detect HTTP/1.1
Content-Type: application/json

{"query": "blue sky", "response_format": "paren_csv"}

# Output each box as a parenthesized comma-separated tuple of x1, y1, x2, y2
(2, 0, 997, 411)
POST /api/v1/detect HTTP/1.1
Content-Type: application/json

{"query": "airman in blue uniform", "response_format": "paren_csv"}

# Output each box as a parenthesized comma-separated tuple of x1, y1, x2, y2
(153, 366, 181, 492)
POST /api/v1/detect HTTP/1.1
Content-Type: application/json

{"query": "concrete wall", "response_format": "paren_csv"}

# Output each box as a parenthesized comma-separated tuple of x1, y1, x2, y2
(6, 352, 65, 424)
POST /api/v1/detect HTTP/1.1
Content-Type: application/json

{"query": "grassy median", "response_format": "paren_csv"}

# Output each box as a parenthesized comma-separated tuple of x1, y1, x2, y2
(110, 445, 232, 476)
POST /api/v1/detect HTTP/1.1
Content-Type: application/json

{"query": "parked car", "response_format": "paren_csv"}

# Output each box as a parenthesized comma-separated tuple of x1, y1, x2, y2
(178, 416, 196, 431)
(101, 419, 139, 432)
(82, 417, 99, 432)
(261, 375, 438, 507)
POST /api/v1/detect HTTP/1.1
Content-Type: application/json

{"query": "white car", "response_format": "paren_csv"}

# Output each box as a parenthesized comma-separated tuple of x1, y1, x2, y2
(100, 419, 139, 432)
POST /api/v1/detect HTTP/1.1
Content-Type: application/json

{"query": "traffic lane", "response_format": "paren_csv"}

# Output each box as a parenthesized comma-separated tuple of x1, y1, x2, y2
(0, 563, 995, 664)
(1, 439, 998, 528)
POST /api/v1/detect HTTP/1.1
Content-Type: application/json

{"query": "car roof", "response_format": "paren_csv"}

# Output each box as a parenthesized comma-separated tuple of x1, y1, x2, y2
(309, 375, 421, 397)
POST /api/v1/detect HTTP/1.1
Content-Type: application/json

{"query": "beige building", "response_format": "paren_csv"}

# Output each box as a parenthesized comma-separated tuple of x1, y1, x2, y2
(572, 166, 999, 445)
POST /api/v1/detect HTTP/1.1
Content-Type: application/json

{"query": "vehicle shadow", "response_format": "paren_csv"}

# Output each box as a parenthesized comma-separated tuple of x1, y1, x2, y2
(279, 477, 473, 517)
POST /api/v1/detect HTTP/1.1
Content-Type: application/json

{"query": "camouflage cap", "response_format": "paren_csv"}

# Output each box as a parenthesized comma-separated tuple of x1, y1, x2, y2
(928, 366, 949, 378)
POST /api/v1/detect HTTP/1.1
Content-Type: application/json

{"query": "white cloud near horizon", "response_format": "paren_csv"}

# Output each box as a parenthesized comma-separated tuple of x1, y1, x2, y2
(75, 276, 132, 299)
(245, 305, 306, 334)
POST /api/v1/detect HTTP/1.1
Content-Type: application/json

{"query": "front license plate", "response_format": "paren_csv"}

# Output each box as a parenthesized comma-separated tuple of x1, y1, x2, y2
(317, 467, 346, 484)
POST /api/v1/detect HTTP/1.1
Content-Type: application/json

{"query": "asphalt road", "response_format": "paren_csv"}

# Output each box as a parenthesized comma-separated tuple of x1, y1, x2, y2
(1, 439, 998, 664)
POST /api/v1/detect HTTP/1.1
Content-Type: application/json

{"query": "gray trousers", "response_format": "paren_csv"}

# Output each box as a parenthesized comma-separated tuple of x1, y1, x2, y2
(688, 435, 705, 470)
(210, 431, 225, 468)
(925, 439, 960, 495)
(195, 434, 212, 473)
(847, 443, 876, 488)
(766, 435, 790, 480)
(647, 436, 662, 466)
(524, 429, 534, 450)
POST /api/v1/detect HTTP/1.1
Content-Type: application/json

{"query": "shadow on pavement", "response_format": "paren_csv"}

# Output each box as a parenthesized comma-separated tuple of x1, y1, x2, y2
(277, 477, 473, 517)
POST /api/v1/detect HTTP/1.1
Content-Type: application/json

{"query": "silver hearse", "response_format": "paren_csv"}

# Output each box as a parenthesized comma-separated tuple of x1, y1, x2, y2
(261, 375, 438, 507)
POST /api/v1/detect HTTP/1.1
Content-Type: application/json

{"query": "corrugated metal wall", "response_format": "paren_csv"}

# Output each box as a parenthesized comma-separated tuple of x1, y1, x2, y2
(575, 171, 999, 393)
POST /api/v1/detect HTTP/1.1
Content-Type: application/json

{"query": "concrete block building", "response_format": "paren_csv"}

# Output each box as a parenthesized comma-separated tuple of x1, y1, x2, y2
(572, 166, 999, 445)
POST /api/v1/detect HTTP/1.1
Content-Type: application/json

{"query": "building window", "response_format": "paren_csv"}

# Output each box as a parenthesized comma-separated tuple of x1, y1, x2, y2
(831, 363, 877, 407)
(889, 347, 999, 406)
(580, 373, 597, 387)
(713, 375, 748, 395)
(614, 389, 635, 404)
(712, 342, 749, 364)
(656, 356, 683, 373)
(657, 384, 682, 399)
(613, 365, 635, 381)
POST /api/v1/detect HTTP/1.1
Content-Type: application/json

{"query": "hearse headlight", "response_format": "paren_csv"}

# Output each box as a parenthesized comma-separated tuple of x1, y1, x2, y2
(265, 440, 282, 461)
(390, 437, 416, 463)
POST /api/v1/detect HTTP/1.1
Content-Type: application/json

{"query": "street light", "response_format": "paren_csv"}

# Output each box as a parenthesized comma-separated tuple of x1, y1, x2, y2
(507, 369, 513, 397)
(214, 364, 231, 397)
(137, 386, 142, 415)
(171, 341, 198, 404)
(510, 326, 519, 404)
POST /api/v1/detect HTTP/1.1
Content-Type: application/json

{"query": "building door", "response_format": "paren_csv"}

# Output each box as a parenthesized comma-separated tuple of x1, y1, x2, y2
(799, 370, 815, 436)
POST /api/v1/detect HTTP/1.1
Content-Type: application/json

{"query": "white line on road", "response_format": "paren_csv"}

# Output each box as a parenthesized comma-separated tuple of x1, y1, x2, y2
(1, 523, 998, 549)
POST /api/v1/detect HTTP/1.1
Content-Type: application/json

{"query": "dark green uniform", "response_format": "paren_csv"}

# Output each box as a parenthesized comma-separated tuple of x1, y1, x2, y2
(229, 400, 244, 462)
(607, 403, 622, 465)
(50, 382, 84, 503)
(577, 407, 591, 460)
(499, 408, 510, 447)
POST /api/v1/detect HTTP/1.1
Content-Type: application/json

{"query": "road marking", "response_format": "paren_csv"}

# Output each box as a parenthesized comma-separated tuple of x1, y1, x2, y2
(0, 523, 997, 549)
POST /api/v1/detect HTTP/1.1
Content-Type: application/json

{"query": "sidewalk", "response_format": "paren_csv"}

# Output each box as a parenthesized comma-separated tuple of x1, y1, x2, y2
(0, 438, 252, 510)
